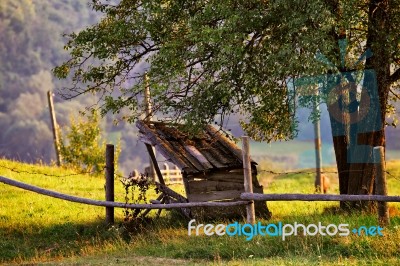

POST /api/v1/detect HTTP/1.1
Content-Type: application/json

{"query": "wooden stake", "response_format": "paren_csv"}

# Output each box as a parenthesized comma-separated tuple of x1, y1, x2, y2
(313, 90, 323, 193)
(374, 146, 390, 226)
(242, 136, 255, 224)
(105, 144, 115, 225)
(144, 73, 157, 181)
(47, 91, 62, 166)
(145, 144, 166, 185)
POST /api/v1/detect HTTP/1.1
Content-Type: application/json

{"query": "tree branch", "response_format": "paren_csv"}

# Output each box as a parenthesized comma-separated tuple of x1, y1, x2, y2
(389, 88, 400, 101)
(389, 68, 400, 83)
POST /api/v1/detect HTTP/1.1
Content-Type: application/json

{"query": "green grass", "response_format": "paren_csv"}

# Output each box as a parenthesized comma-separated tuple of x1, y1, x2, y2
(0, 159, 150, 263)
(1, 159, 400, 265)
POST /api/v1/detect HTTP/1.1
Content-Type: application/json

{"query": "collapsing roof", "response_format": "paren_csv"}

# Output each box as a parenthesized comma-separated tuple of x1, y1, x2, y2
(136, 120, 255, 175)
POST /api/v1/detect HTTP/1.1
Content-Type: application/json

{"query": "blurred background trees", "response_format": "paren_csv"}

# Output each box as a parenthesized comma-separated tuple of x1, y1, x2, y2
(1, 0, 399, 177)
(0, 0, 147, 173)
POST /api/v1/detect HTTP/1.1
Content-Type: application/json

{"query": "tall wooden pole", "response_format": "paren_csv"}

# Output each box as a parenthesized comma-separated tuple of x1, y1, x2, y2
(47, 91, 62, 166)
(144, 73, 157, 181)
(314, 92, 323, 193)
(144, 74, 153, 121)
(105, 144, 115, 225)
(242, 136, 255, 224)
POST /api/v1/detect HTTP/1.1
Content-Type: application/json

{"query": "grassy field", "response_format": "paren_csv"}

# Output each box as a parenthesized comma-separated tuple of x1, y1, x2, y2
(1, 159, 400, 265)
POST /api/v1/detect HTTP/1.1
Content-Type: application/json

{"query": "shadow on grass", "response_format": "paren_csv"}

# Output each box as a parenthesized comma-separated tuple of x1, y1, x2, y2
(2, 207, 400, 264)
(0, 209, 195, 264)
(0, 219, 116, 263)
(129, 213, 400, 262)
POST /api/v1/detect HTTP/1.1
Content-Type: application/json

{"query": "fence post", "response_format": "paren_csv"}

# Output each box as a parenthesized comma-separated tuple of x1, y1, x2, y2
(163, 163, 170, 183)
(374, 146, 389, 226)
(47, 91, 62, 166)
(105, 144, 115, 225)
(242, 136, 255, 224)
(313, 90, 323, 193)
(144, 73, 157, 181)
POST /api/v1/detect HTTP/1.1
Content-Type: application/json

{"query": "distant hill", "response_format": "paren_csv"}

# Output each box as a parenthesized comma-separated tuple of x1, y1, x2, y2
(0, 1, 148, 174)
(1, 1, 399, 175)
(0, 0, 98, 162)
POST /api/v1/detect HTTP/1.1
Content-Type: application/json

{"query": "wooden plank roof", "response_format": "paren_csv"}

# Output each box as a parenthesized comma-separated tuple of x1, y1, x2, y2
(136, 120, 255, 175)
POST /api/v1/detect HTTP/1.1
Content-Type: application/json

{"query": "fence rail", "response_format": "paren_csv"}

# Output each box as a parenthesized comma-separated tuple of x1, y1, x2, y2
(0, 142, 393, 226)
(241, 192, 400, 202)
(0, 175, 249, 209)
(2, 175, 400, 209)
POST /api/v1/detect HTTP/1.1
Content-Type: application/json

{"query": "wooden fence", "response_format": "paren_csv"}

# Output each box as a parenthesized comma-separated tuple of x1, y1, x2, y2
(1, 175, 399, 223)
(142, 163, 183, 184)
(0, 138, 396, 226)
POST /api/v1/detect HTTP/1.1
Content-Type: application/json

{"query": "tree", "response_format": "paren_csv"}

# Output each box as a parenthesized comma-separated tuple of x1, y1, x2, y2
(54, 0, 400, 210)
(59, 110, 120, 174)
(320, 0, 400, 209)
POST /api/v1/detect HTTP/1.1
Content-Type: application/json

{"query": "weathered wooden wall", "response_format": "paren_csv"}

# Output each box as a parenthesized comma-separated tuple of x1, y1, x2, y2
(186, 169, 262, 202)
(183, 168, 270, 219)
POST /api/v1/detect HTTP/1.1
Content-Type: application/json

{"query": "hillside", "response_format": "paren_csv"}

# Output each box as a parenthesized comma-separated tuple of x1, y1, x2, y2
(0, 1, 149, 174)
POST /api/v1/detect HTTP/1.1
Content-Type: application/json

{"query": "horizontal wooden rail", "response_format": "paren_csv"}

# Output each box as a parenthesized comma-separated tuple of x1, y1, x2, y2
(2, 175, 400, 213)
(241, 193, 400, 202)
(0, 176, 249, 209)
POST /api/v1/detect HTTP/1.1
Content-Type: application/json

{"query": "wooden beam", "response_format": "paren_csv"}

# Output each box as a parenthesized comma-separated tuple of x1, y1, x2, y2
(242, 136, 255, 225)
(184, 145, 214, 170)
(188, 189, 243, 202)
(240, 193, 400, 202)
(141, 192, 164, 217)
(155, 181, 188, 203)
(206, 125, 251, 163)
(137, 121, 193, 172)
(0, 175, 249, 209)
(188, 179, 245, 193)
(143, 74, 157, 180)
(105, 144, 115, 225)
(181, 172, 191, 197)
(47, 91, 62, 166)
(145, 143, 165, 185)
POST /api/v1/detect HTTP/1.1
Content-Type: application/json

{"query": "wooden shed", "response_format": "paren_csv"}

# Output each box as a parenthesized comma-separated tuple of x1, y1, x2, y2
(136, 120, 271, 219)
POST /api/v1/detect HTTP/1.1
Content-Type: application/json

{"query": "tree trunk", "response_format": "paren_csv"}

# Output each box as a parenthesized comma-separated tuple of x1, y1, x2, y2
(327, 81, 351, 209)
(330, 0, 390, 211)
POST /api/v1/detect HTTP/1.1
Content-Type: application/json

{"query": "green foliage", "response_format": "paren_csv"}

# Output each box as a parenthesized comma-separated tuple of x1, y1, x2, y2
(59, 111, 120, 174)
(54, 0, 400, 142)
(53, 0, 338, 141)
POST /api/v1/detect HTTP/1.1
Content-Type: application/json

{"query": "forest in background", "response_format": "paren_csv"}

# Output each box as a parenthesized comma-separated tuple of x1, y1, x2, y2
(0, 0, 148, 174)
(1, 0, 399, 175)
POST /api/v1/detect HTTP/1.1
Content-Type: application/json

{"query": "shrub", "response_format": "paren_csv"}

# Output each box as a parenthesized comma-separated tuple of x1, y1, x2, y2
(59, 110, 120, 175)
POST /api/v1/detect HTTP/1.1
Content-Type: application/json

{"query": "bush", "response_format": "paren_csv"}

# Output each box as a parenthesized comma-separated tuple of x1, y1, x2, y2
(59, 110, 119, 174)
